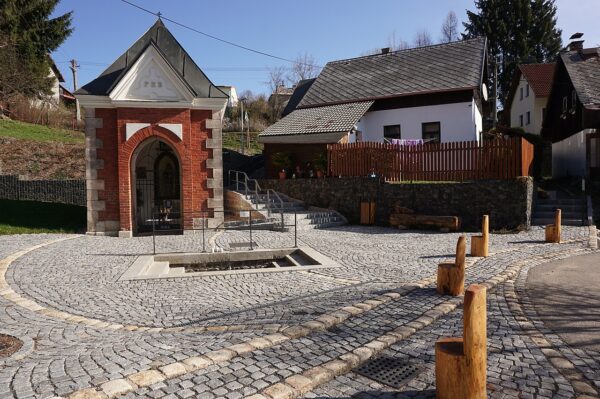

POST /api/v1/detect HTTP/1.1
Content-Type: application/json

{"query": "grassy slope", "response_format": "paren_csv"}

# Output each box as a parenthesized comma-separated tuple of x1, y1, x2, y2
(0, 199, 86, 235)
(222, 131, 263, 155)
(0, 119, 84, 143)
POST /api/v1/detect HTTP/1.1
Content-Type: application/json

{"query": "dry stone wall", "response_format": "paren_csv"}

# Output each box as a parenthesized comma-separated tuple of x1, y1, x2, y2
(259, 177, 533, 231)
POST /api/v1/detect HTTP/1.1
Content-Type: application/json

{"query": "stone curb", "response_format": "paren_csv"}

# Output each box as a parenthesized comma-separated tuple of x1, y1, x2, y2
(0, 329, 35, 366)
(256, 246, 589, 399)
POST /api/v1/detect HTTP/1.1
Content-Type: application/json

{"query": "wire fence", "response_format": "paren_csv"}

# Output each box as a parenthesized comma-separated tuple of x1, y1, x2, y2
(0, 175, 85, 206)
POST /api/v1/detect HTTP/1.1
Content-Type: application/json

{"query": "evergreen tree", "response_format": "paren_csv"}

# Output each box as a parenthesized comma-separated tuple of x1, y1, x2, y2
(0, 0, 72, 102)
(463, 0, 562, 106)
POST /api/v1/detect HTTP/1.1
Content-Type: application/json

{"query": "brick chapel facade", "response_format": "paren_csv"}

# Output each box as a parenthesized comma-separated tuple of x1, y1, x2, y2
(75, 20, 227, 237)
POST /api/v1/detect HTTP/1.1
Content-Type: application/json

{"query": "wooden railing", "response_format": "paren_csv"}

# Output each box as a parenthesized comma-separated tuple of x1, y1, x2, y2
(327, 137, 534, 182)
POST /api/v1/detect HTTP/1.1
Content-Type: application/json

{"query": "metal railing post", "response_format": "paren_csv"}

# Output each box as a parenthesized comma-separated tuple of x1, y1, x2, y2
(267, 190, 271, 216)
(281, 210, 284, 231)
(202, 212, 206, 253)
(152, 213, 156, 255)
(249, 211, 253, 250)
(294, 211, 297, 248)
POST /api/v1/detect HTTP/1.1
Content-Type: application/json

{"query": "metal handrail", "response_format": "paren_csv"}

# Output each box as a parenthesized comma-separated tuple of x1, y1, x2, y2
(228, 170, 285, 223)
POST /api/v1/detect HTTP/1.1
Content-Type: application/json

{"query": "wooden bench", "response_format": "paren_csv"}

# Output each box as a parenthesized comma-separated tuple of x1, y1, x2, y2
(389, 213, 460, 232)
(436, 236, 466, 296)
(545, 209, 561, 243)
(435, 284, 487, 399)
(471, 215, 489, 257)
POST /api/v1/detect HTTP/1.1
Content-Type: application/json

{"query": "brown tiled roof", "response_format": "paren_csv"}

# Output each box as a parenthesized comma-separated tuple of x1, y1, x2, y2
(298, 37, 487, 108)
(519, 63, 555, 97)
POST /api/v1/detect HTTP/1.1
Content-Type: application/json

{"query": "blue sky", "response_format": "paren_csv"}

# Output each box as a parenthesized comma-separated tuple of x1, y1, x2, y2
(51, 0, 600, 95)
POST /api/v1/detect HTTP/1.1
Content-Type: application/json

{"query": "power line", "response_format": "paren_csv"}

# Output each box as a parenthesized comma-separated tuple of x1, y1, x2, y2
(119, 0, 321, 68)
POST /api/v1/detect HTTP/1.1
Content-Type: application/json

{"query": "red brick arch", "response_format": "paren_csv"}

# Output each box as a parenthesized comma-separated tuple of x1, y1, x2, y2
(118, 125, 188, 232)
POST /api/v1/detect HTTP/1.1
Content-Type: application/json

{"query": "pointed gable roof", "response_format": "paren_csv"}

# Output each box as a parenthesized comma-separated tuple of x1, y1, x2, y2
(76, 19, 227, 99)
(518, 63, 555, 97)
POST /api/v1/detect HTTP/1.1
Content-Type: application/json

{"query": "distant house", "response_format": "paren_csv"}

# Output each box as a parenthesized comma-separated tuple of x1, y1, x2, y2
(47, 57, 75, 107)
(258, 38, 490, 178)
(541, 38, 600, 178)
(505, 63, 555, 134)
(217, 85, 238, 108)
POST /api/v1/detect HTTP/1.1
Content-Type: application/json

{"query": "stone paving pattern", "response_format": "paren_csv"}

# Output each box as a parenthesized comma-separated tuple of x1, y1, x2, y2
(0, 225, 595, 398)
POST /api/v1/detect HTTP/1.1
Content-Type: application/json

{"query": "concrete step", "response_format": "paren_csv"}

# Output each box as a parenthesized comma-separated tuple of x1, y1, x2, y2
(531, 218, 584, 226)
(533, 211, 584, 219)
(535, 198, 584, 206)
(534, 204, 584, 212)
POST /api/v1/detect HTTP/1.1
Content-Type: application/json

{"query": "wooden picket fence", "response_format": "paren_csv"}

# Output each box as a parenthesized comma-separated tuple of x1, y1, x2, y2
(327, 137, 534, 182)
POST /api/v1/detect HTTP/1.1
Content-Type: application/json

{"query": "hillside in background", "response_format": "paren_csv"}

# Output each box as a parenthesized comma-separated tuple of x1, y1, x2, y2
(0, 119, 85, 179)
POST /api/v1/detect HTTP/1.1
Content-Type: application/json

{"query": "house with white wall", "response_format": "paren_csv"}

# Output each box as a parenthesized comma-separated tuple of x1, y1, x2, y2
(505, 63, 554, 135)
(258, 38, 490, 178)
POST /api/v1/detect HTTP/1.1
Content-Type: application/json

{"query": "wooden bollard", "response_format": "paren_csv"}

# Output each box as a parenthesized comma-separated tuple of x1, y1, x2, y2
(544, 209, 561, 243)
(436, 236, 466, 296)
(435, 284, 487, 399)
(471, 215, 489, 257)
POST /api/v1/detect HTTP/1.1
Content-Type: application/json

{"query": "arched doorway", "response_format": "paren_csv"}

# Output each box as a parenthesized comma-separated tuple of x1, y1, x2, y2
(131, 138, 182, 234)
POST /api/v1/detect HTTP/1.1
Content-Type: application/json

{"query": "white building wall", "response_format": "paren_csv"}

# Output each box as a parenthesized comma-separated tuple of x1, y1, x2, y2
(356, 101, 481, 143)
(509, 78, 547, 135)
(552, 129, 590, 178)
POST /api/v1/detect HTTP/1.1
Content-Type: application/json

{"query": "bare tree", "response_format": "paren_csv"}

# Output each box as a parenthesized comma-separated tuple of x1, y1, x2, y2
(265, 66, 287, 94)
(387, 31, 410, 51)
(287, 52, 320, 85)
(440, 11, 459, 43)
(414, 30, 433, 47)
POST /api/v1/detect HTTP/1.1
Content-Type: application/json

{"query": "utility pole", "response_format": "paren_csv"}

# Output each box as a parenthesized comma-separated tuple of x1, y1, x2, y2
(240, 99, 245, 154)
(69, 59, 81, 122)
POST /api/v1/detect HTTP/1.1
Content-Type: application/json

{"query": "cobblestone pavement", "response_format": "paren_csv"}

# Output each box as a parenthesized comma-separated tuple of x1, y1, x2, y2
(0, 225, 595, 398)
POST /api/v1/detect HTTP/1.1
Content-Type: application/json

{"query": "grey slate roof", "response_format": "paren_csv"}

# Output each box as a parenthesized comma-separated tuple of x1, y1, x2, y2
(561, 49, 600, 108)
(282, 78, 316, 117)
(260, 101, 373, 137)
(298, 37, 487, 108)
(76, 19, 227, 99)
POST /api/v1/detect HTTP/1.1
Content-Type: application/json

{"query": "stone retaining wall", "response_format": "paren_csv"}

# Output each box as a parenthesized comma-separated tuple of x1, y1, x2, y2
(259, 177, 533, 231)
(0, 175, 85, 207)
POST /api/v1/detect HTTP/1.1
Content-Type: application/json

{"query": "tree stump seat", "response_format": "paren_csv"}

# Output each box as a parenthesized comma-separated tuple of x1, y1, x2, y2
(435, 284, 487, 399)
(437, 236, 466, 296)
(470, 215, 489, 257)
(545, 209, 561, 243)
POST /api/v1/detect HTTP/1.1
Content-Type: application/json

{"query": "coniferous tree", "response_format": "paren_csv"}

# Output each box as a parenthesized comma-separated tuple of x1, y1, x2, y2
(0, 0, 72, 102)
(463, 0, 562, 105)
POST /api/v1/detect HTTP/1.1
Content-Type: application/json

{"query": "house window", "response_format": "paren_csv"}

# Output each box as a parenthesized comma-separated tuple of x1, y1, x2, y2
(526, 111, 531, 125)
(562, 96, 568, 113)
(520, 87, 523, 100)
(422, 122, 441, 143)
(519, 115, 523, 127)
(383, 125, 401, 140)
(526, 84, 530, 97)
(572, 90, 577, 107)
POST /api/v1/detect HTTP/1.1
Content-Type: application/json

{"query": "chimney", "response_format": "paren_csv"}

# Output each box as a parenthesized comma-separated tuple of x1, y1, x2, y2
(568, 32, 584, 51)
(381, 47, 390, 55)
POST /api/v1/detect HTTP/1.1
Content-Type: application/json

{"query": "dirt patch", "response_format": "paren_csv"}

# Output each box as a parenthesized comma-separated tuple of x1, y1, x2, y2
(0, 137, 84, 179)
(0, 334, 23, 358)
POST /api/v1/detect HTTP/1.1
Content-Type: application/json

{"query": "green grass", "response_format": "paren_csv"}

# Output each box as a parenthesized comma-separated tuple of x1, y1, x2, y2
(0, 119, 84, 143)
(0, 199, 86, 235)
(222, 131, 263, 155)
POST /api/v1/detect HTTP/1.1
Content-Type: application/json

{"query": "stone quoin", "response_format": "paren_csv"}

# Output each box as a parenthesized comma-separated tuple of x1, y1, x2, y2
(75, 20, 228, 237)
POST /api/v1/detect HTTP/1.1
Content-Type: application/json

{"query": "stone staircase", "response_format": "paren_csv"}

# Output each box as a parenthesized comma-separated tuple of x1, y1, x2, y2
(225, 170, 347, 231)
(241, 191, 347, 231)
(532, 191, 586, 226)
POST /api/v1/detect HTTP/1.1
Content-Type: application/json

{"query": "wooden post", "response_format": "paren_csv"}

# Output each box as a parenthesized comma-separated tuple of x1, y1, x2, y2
(435, 284, 487, 399)
(471, 215, 489, 257)
(436, 236, 466, 296)
(545, 209, 561, 243)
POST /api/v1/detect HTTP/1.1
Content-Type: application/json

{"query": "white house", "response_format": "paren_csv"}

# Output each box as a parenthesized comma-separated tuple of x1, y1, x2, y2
(217, 85, 238, 108)
(258, 38, 490, 177)
(506, 63, 554, 135)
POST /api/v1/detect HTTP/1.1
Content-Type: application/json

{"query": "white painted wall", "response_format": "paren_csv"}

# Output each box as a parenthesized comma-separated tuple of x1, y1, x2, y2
(552, 129, 590, 178)
(356, 101, 481, 143)
(509, 78, 547, 135)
